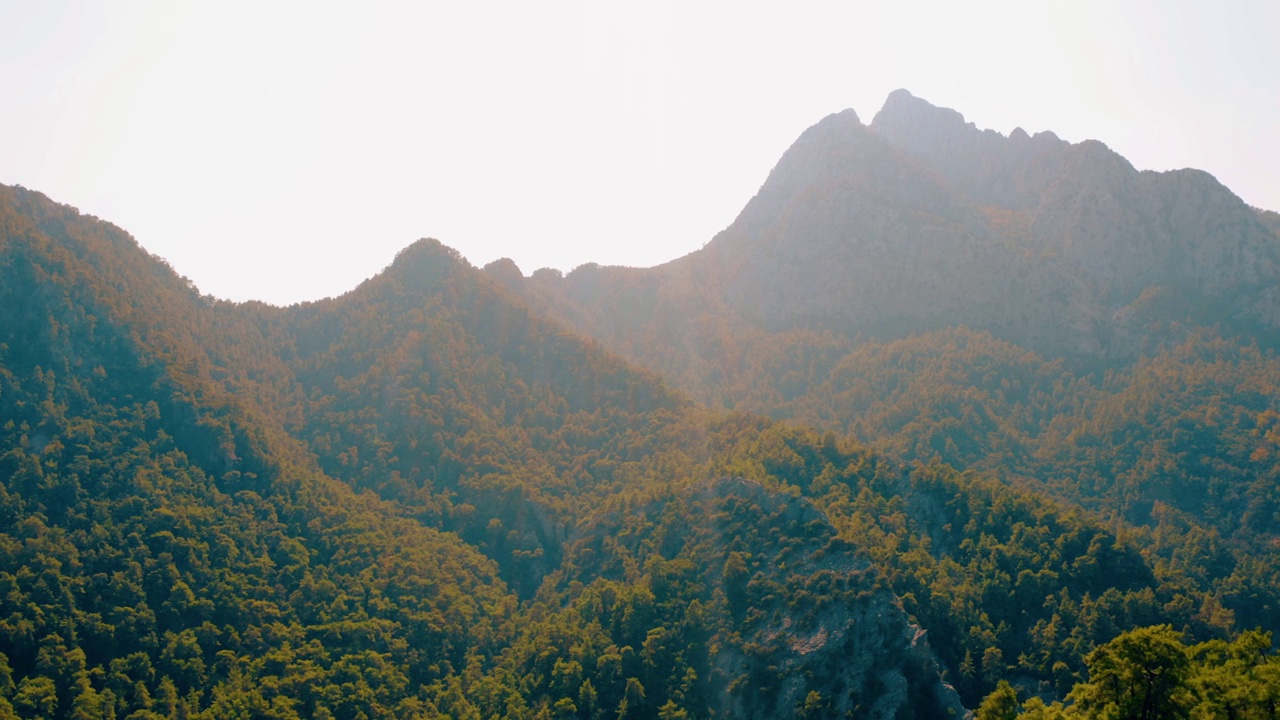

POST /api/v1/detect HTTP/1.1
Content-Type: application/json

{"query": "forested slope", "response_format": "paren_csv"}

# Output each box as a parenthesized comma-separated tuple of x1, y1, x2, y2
(493, 91, 1280, 714)
(1, 184, 973, 717)
(0, 185, 514, 718)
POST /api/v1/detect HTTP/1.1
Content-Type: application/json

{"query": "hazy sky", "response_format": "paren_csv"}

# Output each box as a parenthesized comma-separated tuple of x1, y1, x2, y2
(2, 1, 1276, 305)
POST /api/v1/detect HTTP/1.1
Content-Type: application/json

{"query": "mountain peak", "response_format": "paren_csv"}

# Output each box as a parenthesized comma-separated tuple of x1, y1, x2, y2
(482, 256, 525, 293)
(721, 105, 892, 239)
(358, 237, 471, 297)
(832, 106, 862, 125)
(871, 89, 972, 138)
(884, 87, 915, 103)
(868, 90, 1072, 210)
(483, 256, 523, 279)
(800, 107, 864, 136)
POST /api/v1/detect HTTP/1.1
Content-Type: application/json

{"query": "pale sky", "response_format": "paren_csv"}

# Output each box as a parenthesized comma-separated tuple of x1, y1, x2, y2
(2, 1, 1276, 305)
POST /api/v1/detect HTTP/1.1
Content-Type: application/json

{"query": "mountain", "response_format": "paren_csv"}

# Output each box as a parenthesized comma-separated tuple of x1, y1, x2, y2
(503, 90, 1280, 530)
(0, 184, 514, 718)
(512, 89, 1280, 375)
(4, 87, 1280, 719)
(0, 184, 977, 718)
(489, 91, 1280, 711)
(875, 90, 1280, 326)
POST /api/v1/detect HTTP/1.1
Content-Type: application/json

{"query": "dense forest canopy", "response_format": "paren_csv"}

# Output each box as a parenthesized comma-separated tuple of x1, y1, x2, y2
(2, 92, 1279, 719)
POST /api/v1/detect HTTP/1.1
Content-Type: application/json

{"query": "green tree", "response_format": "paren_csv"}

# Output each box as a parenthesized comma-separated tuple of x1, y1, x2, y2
(12, 677, 58, 720)
(799, 690, 828, 719)
(1018, 697, 1068, 719)
(657, 699, 689, 720)
(1070, 625, 1193, 720)
(617, 678, 645, 720)
(579, 680, 600, 720)
(976, 680, 1018, 720)
(1190, 630, 1280, 720)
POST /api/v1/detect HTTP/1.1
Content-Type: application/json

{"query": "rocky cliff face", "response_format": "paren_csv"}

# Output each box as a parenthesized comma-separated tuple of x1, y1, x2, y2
(1029, 144, 1280, 306)
(569, 476, 968, 719)
(697, 479, 967, 720)
(687, 103, 1104, 358)
(872, 89, 1280, 314)
(870, 88, 1073, 212)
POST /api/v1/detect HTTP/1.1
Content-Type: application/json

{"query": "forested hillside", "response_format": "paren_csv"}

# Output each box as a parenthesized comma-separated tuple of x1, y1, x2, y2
(0, 185, 515, 718)
(496, 91, 1280, 715)
(0, 184, 969, 718)
(3, 90, 1280, 719)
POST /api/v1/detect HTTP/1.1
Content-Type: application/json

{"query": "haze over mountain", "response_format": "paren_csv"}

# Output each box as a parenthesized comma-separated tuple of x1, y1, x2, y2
(3, 90, 1280, 719)
(8, 3, 1279, 306)
(513, 90, 1280, 371)
(503, 89, 1280, 572)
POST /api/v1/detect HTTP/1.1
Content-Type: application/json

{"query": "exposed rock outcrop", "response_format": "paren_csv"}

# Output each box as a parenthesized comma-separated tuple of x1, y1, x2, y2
(703, 478, 967, 719)
(570, 477, 968, 719)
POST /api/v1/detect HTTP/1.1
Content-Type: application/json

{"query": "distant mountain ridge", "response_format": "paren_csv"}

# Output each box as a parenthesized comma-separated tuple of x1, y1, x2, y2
(876, 91, 1279, 307)
(508, 89, 1280, 383)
